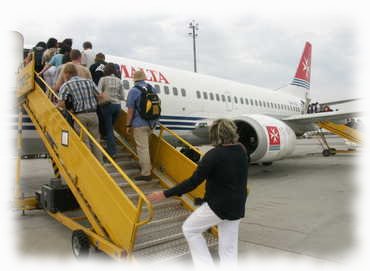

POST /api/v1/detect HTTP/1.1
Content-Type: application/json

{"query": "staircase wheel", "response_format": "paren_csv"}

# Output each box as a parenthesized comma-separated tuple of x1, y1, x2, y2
(329, 148, 337, 156)
(322, 149, 331, 157)
(72, 230, 90, 259)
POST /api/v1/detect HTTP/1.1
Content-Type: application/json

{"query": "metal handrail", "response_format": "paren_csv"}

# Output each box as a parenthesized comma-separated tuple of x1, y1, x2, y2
(158, 124, 203, 156)
(34, 72, 153, 226)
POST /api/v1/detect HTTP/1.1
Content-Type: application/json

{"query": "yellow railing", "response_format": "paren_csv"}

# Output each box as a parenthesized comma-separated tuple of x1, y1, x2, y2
(114, 111, 250, 211)
(151, 125, 206, 202)
(318, 121, 362, 144)
(114, 111, 206, 206)
(18, 56, 154, 255)
(35, 74, 154, 228)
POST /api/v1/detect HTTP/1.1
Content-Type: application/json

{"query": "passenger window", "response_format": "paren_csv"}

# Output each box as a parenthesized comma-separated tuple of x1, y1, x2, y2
(203, 92, 208, 100)
(123, 80, 130, 90)
(240, 97, 244, 104)
(263, 101, 266, 107)
(209, 93, 214, 100)
(181, 88, 186, 96)
(154, 84, 160, 93)
(251, 99, 254, 106)
(221, 95, 226, 102)
(245, 98, 249, 105)
(234, 96, 238, 103)
(227, 96, 232, 102)
(259, 100, 262, 107)
(173, 87, 178, 96)
(196, 90, 201, 99)
(164, 86, 170, 95)
(215, 93, 220, 101)
(255, 99, 258, 106)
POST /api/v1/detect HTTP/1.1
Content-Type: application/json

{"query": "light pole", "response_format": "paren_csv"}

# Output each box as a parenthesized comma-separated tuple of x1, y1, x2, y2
(188, 20, 199, 73)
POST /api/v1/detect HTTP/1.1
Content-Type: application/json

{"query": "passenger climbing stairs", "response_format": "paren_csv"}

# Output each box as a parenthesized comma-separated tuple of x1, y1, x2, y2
(16, 55, 218, 263)
(104, 146, 218, 262)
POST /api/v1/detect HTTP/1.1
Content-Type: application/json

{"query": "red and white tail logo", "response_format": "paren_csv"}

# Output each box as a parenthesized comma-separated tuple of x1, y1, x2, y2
(291, 41, 312, 89)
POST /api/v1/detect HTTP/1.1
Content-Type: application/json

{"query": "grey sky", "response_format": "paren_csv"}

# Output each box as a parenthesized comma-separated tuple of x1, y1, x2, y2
(14, 6, 358, 102)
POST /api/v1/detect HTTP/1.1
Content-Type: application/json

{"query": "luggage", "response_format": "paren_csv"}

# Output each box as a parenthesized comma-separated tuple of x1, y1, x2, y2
(40, 178, 78, 213)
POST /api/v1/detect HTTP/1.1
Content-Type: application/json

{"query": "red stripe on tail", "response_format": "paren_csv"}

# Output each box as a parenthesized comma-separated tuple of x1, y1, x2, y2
(294, 42, 312, 83)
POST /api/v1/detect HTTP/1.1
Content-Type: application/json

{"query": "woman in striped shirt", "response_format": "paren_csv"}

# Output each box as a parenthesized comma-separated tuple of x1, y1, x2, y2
(97, 63, 125, 158)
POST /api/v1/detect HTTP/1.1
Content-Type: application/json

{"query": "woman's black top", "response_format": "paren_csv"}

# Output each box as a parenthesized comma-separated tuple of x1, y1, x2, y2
(164, 144, 248, 220)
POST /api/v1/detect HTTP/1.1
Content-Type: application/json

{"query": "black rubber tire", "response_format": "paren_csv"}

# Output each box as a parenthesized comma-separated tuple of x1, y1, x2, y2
(71, 230, 90, 259)
(322, 149, 331, 157)
(329, 148, 337, 156)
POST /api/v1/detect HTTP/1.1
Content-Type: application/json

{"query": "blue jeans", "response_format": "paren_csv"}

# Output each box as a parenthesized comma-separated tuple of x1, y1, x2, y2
(101, 103, 121, 156)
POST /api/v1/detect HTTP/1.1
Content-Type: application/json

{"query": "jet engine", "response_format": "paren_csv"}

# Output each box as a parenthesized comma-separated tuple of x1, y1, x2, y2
(234, 114, 296, 163)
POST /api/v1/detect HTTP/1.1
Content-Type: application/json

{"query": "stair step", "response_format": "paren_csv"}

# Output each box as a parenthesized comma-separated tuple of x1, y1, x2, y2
(109, 168, 140, 177)
(118, 178, 160, 189)
(134, 225, 184, 251)
(139, 204, 190, 228)
(140, 198, 183, 216)
(124, 185, 161, 206)
(133, 233, 218, 263)
(136, 220, 184, 242)
(144, 197, 181, 210)
(104, 160, 139, 170)
(115, 151, 134, 159)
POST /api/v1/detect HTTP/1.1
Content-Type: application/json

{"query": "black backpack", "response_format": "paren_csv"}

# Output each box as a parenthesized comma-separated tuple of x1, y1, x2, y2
(32, 46, 45, 73)
(135, 84, 161, 121)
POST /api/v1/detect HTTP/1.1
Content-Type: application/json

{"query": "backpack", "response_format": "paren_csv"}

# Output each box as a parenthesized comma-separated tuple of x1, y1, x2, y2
(135, 84, 161, 121)
(33, 46, 46, 73)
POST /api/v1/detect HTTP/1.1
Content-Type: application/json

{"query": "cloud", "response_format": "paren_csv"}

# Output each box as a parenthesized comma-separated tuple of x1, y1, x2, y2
(15, 12, 357, 102)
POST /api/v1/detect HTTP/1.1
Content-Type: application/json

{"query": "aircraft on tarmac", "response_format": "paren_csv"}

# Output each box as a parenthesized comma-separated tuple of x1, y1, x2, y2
(19, 39, 359, 163)
(105, 42, 359, 163)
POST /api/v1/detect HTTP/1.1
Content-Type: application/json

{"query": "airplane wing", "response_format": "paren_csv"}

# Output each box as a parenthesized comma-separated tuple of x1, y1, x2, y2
(282, 109, 362, 135)
(320, 98, 362, 106)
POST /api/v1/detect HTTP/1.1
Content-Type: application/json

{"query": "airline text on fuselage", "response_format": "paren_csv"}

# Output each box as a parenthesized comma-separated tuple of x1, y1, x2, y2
(121, 64, 170, 84)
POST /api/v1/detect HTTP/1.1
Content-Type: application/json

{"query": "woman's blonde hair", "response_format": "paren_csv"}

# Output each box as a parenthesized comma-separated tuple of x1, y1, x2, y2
(209, 119, 239, 146)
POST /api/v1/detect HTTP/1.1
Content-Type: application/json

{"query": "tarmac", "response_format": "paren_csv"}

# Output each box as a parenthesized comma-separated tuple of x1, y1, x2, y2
(13, 136, 359, 265)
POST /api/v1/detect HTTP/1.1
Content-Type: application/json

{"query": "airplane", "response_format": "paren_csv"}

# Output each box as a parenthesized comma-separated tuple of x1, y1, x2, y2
(105, 41, 359, 163)
(17, 38, 360, 163)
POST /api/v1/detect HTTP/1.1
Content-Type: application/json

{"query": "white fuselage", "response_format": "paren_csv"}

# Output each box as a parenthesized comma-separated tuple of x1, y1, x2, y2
(107, 55, 303, 132)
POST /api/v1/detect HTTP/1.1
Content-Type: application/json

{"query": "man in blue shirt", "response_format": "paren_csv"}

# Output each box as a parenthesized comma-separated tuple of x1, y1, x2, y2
(126, 70, 158, 181)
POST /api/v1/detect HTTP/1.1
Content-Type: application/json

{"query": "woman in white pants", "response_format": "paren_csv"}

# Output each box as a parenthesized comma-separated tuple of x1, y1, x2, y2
(148, 119, 248, 267)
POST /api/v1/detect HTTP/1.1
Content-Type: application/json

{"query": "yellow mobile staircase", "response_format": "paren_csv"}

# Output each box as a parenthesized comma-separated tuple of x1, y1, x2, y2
(16, 56, 217, 262)
(316, 121, 363, 156)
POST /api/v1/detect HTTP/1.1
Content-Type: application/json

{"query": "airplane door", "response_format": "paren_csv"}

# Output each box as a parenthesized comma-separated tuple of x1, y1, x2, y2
(224, 91, 232, 112)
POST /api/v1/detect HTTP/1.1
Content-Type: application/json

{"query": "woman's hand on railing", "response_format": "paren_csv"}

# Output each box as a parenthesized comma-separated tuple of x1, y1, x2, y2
(147, 191, 166, 203)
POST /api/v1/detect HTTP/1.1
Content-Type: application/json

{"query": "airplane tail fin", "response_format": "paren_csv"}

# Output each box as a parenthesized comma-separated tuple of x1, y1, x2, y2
(279, 41, 312, 100)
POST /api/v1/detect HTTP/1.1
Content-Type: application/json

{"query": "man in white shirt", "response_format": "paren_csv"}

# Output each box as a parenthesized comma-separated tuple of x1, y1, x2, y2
(81, 41, 95, 69)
